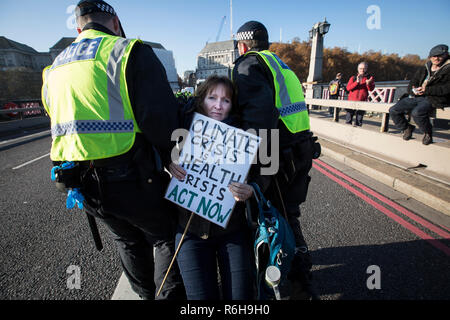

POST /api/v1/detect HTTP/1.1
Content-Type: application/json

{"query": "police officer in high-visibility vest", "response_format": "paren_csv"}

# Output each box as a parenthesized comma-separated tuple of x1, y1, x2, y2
(232, 21, 321, 300)
(42, 0, 185, 300)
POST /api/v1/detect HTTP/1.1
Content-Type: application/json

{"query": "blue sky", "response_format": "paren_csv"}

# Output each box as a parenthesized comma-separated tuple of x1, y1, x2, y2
(1, 0, 449, 76)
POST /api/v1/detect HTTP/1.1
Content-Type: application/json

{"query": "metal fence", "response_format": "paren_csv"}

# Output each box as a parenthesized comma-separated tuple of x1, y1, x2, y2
(0, 99, 47, 120)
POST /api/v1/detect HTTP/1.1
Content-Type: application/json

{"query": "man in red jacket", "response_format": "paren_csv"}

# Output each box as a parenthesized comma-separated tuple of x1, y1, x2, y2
(345, 62, 375, 126)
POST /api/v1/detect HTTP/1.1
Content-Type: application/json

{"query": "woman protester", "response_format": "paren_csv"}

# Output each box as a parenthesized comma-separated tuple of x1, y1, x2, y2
(168, 75, 257, 300)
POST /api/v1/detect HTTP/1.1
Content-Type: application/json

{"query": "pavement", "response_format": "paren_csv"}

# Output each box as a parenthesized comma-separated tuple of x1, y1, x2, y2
(316, 134, 450, 218)
(307, 109, 450, 216)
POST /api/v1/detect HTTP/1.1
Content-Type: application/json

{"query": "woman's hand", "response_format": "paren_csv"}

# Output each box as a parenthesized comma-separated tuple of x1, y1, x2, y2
(169, 162, 187, 181)
(228, 182, 254, 202)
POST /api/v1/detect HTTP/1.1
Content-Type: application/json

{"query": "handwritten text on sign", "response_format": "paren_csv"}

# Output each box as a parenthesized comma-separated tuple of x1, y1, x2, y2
(165, 113, 261, 228)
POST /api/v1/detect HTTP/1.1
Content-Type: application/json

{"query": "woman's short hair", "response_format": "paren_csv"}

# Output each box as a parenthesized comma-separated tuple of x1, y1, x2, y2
(194, 75, 236, 115)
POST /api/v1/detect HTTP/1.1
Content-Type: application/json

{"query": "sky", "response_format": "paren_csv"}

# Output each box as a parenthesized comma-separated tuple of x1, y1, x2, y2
(0, 0, 449, 77)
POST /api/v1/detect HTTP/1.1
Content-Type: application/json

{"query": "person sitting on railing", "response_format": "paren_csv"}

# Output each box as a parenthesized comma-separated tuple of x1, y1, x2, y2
(389, 44, 450, 145)
(345, 62, 375, 127)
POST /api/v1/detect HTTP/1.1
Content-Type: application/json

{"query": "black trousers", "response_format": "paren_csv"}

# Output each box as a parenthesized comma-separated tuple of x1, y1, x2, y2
(345, 109, 365, 126)
(275, 138, 313, 219)
(83, 165, 185, 300)
(389, 96, 433, 134)
(269, 138, 314, 280)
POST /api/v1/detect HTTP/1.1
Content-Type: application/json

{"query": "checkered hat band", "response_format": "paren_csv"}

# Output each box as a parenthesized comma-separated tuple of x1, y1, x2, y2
(52, 120, 134, 137)
(76, 1, 117, 17)
(96, 3, 116, 15)
(235, 31, 254, 41)
(278, 102, 307, 117)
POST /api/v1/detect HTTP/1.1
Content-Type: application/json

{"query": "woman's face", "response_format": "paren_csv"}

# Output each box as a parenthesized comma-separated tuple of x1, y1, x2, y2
(203, 83, 232, 121)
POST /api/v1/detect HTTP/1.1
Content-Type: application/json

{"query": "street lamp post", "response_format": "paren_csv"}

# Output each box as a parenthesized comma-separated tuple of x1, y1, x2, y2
(305, 18, 330, 100)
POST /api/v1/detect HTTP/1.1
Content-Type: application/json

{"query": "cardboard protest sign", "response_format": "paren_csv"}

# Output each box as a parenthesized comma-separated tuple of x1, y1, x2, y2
(165, 113, 261, 228)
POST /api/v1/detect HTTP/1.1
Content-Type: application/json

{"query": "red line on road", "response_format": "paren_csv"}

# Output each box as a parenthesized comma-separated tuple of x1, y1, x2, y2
(312, 162, 450, 257)
(314, 159, 450, 239)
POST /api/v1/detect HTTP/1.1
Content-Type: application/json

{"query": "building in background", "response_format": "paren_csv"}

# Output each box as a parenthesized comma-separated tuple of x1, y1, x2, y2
(143, 41, 179, 92)
(195, 40, 237, 80)
(0, 36, 52, 71)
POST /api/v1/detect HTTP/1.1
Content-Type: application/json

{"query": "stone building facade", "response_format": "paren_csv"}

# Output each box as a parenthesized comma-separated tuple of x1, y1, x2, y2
(0, 36, 52, 71)
(195, 40, 238, 80)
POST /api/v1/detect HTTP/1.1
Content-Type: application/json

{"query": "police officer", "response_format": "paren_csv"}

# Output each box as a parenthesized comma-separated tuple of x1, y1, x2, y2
(232, 21, 320, 300)
(42, 0, 185, 300)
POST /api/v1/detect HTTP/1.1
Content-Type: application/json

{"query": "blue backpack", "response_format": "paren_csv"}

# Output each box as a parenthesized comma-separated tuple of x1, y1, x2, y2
(250, 183, 296, 300)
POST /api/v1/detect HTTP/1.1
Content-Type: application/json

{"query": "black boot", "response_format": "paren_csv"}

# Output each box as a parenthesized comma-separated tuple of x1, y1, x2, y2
(288, 248, 320, 300)
(402, 124, 415, 140)
(422, 133, 433, 145)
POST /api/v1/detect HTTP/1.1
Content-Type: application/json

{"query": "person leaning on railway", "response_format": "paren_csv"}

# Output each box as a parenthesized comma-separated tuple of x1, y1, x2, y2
(41, 0, 185, 300)
(232, 20, 321, 300)
(389, 44, 450, 145)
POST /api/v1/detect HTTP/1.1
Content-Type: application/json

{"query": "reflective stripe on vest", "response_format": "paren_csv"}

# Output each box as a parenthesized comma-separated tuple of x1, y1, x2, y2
(244, 50, 310, 133)
(42, 30, 141, 161)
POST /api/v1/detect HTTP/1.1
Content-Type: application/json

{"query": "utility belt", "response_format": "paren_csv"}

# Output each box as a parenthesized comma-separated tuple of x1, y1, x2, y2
(53, 138, 163, 191)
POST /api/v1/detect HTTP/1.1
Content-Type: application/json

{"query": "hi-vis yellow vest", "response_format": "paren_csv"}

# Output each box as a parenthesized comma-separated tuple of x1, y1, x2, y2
(42, 29, 142, 161)
(244, 50, 310, 133)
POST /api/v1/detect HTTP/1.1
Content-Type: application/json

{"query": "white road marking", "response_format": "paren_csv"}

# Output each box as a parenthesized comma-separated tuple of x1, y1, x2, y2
(0, 130, 51, 145)
(12, 153, 50, 170)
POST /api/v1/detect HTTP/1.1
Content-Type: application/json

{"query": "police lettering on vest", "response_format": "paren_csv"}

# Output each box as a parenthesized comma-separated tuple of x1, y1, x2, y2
(53, 37, 103, 68)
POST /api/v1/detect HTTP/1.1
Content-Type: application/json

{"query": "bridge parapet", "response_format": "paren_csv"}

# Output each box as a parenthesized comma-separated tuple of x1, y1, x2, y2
(306, 98, 450, 184)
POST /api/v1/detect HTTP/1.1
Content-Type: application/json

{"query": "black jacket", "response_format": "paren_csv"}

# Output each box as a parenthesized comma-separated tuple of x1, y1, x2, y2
(408, 58, 450, 109)
(232, 50, 313, 192)
(232, 50, 312, 146)
(174, 99, 249, 239)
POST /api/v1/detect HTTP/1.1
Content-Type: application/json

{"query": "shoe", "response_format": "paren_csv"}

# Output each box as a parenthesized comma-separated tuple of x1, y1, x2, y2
(423, 133, 433, 145)
(402, 124, 415, 140)
(289, 273, 320, 301)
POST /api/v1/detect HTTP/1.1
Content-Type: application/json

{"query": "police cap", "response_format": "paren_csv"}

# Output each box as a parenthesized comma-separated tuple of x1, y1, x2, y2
(235, 21, 268, 42)
(75, 0, 126, 37)
(75, 0, 117, 18)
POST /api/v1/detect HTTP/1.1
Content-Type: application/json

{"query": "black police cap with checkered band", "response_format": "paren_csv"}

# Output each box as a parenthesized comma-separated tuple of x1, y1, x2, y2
(75, 0, 117, 18)
(235, 21, 268, 42)
(75, 0, 127, 37)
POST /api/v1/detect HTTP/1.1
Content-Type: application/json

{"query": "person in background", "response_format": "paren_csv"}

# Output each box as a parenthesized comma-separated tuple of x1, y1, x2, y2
(345, 62, 375, 126)
(328, 72, 343, 116)
(389, 44, 450, 145)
